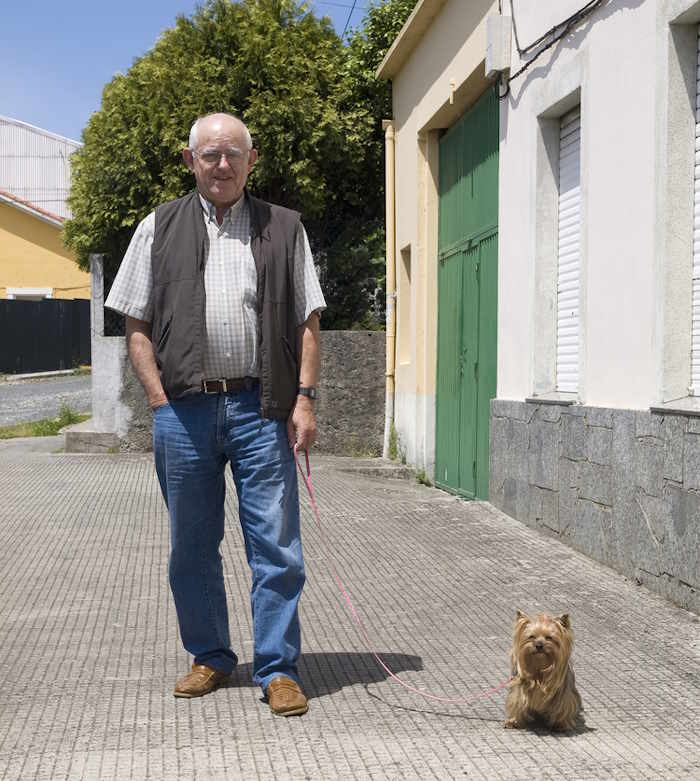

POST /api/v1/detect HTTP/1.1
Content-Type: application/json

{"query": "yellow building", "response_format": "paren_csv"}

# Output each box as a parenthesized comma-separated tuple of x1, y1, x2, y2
(0, 115, 87, 301)
(0, 188, 89, 300)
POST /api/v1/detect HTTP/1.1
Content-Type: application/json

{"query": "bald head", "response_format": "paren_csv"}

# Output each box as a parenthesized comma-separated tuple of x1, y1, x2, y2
(183, 112, 258, 213)
(188, 113, 252, 151)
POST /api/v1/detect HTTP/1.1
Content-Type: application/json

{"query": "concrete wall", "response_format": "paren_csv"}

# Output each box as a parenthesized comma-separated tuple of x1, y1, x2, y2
(315, 331, 385, 456)
(0, 202, 90, 299)
(490, 399, 699, 613)
(89, 256, 132, 439)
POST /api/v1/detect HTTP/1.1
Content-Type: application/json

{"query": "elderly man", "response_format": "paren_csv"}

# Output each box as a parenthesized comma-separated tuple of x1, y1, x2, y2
(106, 112, 325, 716)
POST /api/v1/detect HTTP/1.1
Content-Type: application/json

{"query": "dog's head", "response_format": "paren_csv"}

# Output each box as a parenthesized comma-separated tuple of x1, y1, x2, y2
(511, 610, 573, 683)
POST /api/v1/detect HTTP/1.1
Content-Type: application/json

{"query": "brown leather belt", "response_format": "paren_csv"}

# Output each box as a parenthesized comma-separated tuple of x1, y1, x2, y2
(201, 377, 258, 394)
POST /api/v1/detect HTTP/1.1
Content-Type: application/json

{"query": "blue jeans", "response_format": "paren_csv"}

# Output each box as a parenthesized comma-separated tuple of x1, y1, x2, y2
(152, 386, 305, 693)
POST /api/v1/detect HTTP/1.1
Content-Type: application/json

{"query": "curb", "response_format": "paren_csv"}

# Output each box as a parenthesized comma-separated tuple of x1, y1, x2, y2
(3, 369, 79, 382)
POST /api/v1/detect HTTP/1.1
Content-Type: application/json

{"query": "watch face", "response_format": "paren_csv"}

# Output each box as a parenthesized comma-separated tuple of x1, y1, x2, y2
(299, 387, 317, 398)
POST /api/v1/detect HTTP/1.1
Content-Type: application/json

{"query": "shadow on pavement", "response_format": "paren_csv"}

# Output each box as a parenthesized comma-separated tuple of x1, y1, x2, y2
(222, 651, 423, 700)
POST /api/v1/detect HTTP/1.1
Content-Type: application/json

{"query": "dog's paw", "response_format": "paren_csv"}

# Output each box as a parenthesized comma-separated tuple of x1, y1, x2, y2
(504, 718, 520, 729)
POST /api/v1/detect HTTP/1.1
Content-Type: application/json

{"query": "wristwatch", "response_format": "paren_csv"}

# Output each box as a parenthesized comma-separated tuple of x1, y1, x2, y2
(297, 386, 318, 400)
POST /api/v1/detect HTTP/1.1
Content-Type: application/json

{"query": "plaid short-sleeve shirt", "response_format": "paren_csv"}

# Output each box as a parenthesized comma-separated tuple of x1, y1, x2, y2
(105, 193, 326, 379)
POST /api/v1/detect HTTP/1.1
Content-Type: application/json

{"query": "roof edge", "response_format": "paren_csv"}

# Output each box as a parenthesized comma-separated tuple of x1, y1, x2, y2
(376, 0, 450, 80)
(0, 189, 65, 227)
(0, 115, 82, 148)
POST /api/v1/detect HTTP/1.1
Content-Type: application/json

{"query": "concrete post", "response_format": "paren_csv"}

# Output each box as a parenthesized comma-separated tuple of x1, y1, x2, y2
(90, 254, 105, 338)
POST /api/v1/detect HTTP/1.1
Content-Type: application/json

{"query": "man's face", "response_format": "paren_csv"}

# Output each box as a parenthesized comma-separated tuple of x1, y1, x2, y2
(183, 115, 258, 208)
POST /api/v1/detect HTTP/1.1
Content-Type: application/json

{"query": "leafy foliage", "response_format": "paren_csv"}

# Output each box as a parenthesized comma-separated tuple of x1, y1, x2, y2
(63, 0, 417, 329)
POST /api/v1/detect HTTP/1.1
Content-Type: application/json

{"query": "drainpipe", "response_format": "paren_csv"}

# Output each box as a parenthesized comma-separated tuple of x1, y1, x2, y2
(382, 119, 396, 459)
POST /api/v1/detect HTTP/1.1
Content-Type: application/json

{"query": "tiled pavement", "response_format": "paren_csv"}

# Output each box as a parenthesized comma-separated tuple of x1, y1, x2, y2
(0, 439, 699, 780)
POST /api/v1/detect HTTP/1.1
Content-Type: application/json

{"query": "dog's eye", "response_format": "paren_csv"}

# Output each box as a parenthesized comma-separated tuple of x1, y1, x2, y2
(528, 634, 536, 640)
(545, 635, 552, 641)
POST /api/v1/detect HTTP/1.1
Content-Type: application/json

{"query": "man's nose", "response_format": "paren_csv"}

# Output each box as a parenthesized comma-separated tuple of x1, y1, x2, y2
(216, 154, 232, 169)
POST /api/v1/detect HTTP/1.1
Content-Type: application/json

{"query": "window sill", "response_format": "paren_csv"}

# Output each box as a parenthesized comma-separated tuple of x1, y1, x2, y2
(525, 392, 578, 406)
(650, 396, 700, 418)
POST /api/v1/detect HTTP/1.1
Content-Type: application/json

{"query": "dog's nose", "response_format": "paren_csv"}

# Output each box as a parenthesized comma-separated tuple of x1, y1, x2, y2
(535, 641, 544, 651)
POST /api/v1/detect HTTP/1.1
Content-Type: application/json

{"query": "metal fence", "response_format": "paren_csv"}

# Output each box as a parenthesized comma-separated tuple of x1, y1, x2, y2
(0, 298, 91, 373)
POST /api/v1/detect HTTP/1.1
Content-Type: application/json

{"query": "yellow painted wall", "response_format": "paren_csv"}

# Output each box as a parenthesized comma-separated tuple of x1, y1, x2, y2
(381, 0, 495, 471)
(0, 201, 89, 299)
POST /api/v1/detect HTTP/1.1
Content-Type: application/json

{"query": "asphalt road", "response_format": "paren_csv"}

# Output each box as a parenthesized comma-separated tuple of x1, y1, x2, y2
(0, 373, 92, 426)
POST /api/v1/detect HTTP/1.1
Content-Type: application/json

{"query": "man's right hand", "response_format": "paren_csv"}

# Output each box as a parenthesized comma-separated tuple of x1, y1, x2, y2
(126, 316, 169, 411)
(149, 395, 169, 411)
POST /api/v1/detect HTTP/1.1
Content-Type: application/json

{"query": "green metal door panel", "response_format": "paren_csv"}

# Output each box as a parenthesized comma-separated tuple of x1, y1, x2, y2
(436, 86, 499, 500)
(458, 247, 479, 498)
(438, 118, 463, 255)
(470, 90, 499, 241)
(438, 89, 499, 251)
(435, 251, 462, 489)
(475, 233, 498, 500)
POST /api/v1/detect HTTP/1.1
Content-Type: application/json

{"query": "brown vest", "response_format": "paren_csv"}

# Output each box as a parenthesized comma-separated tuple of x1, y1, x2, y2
(150, 189, 300, 419)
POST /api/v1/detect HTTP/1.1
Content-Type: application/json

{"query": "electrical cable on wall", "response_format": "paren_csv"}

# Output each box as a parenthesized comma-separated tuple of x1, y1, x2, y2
(499, 0, 606, 100)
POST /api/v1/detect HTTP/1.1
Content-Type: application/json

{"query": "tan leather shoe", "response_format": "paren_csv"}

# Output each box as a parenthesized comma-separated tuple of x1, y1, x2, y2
(173, 664, 231, 698)
(266, 677, 309, 716)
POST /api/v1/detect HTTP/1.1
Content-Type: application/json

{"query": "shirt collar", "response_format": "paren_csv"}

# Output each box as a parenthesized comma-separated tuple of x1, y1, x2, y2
(198, 191, 246, 223)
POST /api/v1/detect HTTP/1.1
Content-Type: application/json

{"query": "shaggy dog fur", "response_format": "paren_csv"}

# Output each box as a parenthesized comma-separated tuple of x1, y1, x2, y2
(504, 610, 583, 731)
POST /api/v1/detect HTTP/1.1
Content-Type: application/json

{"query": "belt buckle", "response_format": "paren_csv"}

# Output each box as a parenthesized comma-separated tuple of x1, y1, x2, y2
(203, 378, 226, 394)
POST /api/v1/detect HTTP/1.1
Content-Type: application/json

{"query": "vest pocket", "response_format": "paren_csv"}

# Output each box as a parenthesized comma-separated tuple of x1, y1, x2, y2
(156, 317, 171, 350)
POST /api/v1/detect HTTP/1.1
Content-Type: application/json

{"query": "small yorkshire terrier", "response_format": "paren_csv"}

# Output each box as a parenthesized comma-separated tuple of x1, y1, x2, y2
(504, 610, 583, 732)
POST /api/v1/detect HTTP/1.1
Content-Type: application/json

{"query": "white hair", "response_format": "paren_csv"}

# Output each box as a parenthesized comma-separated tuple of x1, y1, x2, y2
(188, 113, 252, 151)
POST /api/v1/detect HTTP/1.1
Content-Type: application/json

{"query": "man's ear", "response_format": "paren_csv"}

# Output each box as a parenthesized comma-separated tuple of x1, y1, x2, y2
(183, 148, 195, 171)
(248, 147, 258, 172)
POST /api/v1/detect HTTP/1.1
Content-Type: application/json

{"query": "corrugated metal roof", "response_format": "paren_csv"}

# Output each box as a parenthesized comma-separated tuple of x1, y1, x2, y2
(0, 115, 82, 220)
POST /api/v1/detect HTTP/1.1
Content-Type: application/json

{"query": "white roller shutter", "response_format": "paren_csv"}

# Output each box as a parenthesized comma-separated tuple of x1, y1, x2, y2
(691, 28, 700, 393)
(557, 107, 581, 393)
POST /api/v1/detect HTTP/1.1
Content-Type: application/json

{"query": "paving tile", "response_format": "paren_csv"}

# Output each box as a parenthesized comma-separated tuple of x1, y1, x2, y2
(0, 448, 698, 779)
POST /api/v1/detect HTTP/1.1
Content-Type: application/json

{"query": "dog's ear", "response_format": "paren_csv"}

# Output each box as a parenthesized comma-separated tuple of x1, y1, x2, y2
(516, 609, 528, 621)
(556, 613, 571, 628)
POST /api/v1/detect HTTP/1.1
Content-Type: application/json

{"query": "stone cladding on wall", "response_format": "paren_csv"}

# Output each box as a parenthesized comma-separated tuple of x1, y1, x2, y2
(314, 330, 385, 456)
(118, 330, 386, 456)
(490, 399, 699, 614)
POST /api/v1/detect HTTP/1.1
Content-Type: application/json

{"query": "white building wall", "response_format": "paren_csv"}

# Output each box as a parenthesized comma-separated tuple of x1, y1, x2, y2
(499, 0, 667, 409)
(386, 0, 700, 468)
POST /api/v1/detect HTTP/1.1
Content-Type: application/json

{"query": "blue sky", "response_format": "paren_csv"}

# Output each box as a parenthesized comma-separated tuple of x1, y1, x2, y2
(0, 0, 368, 143)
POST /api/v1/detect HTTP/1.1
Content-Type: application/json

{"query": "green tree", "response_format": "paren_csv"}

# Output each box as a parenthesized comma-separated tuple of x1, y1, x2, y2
(63, 0, 416, 329)
(320, 0, 417, 329)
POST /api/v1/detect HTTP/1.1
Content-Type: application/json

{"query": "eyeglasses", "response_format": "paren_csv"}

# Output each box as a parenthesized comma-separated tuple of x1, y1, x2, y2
(193, 148, 246, 165)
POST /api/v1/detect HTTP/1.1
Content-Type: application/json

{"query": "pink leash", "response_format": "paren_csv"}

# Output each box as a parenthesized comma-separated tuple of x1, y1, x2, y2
(293, 446, 513, 706)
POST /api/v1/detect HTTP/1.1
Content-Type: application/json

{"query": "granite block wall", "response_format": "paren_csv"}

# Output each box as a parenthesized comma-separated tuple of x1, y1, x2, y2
(490, 399, 699, 614)
(314, 330, 385, 456)
(118, 330, 385, 456)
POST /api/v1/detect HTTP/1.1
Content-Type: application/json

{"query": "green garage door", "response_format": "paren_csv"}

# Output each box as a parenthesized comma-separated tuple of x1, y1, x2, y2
(435, 87, 498, 500)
